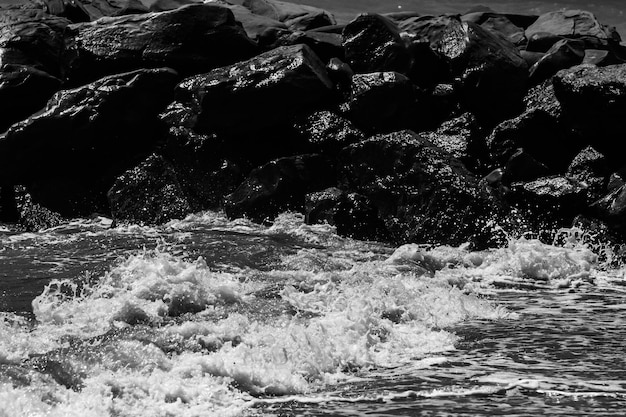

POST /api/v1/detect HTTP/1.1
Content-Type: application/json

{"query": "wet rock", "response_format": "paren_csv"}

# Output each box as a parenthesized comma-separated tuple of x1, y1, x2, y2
(342, 71, 417, 133)
(566, 146, 611, 202)
(258, 28, 343, 63)
(241, 0, 335, 31)
(70, 4, 257, 84)
(462, 12, 526, 45)
(486, 108, 579, 172)
(507, 176, 589, 225)
(146, 0, 203, 12)
(406, 15, 528, 124)
(169, 44, 333, 136)
(553, 64, 626, 158)
(43, 0, 92, 23)
(325, 57, 353, 95)
(420, 113, 483, 170)
(529, 39, 585, 85)
(0, 8, 76, 79)
(224, 154, 336, 223)
(591, 185, 626, 237)
(342, 13, 409, 75)
(502, 149, 550, 184)
(0, 68, 178, 216)
(0, 65, 62, 133)
(523, 79, 561, 117)
(73, 0, 149, 20)
(108, 154, 194, 224)
(582, 49, 621, 66)
(525, 10, 620, 52)
(13, 186, 64, 231)
(293, 110, 364, 153)
(338, 130, 504, 247)
(305, 188, 388, 241)
(216, 1, 287, 40)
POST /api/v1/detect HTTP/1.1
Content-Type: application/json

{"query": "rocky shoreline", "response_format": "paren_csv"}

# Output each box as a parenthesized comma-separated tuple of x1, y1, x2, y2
(1, 0, 626, 250)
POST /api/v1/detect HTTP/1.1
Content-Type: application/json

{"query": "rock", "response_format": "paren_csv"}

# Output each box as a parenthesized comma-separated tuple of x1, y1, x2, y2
(529, 39, 585, 85)
(305, 188, 388, 241)
(502, 149, 551, 184)
(241, 0, 335, 31)
(0, 68, 179, 216)
(224, 154, 336, 223)
(108, 154, 194, 224)
(0, 8, 76, 79)
(326, 57, 353, 95)
(486, 108, 578, 172)
(523, 79, 561, 117)
(342, 13, 409, 75)
(70, 4, 257, 84)
(168, 44, 333, 137)
(145, 0, 203, 12)
(258, 28, 344, 63)
(215, 1, 287, 40)
(507, 175, 589, 225)
(421, 113, 483, 170)
(552, 64, 626, 158)
(293, 110, 364, 153)
(0, 65, 62, 133)
(75, 0, 149, 20)
(13, 186, 64, 231)
(591, 184, 626, 237)
(520, 50, 545, 68)
(462, 12, 526, 45)
(582, 49, 621, 66)
(566, 146, 611, 202)
(342, 71, 417, 133)
(406, 16, 528, 124)
(43, 0, 91, 23)
(526, 10, 621, 50)
(338, 129, 504, 247)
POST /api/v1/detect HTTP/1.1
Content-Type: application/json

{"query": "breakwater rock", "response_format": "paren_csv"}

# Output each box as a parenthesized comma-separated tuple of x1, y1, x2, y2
(1, 0, 626, 246)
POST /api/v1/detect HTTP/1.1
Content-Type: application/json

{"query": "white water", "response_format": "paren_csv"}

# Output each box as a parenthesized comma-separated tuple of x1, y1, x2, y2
(1, 212, 624, 416)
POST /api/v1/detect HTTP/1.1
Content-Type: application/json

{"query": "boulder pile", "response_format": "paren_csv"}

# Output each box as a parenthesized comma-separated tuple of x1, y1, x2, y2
(1, 0, 626, 248)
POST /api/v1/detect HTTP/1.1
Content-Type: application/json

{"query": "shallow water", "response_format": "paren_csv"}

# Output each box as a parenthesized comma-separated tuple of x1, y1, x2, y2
(1, 211, 625, 416)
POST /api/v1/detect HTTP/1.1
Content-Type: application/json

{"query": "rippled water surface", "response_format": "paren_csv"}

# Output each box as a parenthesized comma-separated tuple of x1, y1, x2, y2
(1, 212, 625, 416)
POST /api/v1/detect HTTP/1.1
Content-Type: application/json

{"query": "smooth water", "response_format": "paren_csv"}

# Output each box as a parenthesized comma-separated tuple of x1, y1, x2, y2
(1, 211, 625, 416)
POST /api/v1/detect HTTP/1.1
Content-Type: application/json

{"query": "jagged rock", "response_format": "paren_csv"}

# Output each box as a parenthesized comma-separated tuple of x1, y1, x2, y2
(582, 49, 621, 66)
(523, 79, 562, 117)
(566, 146, 611, 202)
(405, 15, 528, 124)
(502, 149, 550, 184)
(591, 184, 626, 237)
(224, 154, 336, 223)
(338, 129, 504, 247)
(421, 113, 483, 170)
(13, 186, 63, 231)
(525, 10, 620, 52)
(215, 1, 287, 40)
(108, 154, 194, 225)
(520, 50, 545, 68)
(553, 64, 626, 158)
(0, 65, 62, 133)
(0, 68, 178, 216)
(145, 0, 203, 12)
(342, 13, 409, 75)
(241, 0, 335, 31)
(529, 39, 585, 85)
(342, 71, 417, 133)
(0, 8, 76, 79)
(507, 176, 589, 225)
(293, 110, 364, 153)
(167, 44, 333, 137)
(486, 108, 579, 172)
(258, 28, 343, 63)
(70, 4, 257, 84)
(74, 0, 149, 20)
(305, 188, 388, 241)
(325, 57, 353, 95)
(462, 12, 526, 44)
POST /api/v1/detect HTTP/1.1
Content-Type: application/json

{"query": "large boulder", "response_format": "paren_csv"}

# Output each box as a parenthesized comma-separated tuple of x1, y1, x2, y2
(258, 27, 343, 64)
(552, 64, 626, 159)
(566, 146, 611, 203)
(462, 12, 526, 45)
(341, 13, 410, 75)
(166, 44, 333, 136)
(0, 68, 179, 215)
(421, 113, 483, 170)
(338, 130, 505, 247)
(70, 4, 257, 84)
(224, 154, 336, 223)
(406, 16, 528, 124)
(75, 0, 149, 20)
(292, 110, 364, 153)
(528, 39, 585, 85)
(108, 154, 195, 225)
(525, 10, 621, 52)
(240, 0, 335, 31)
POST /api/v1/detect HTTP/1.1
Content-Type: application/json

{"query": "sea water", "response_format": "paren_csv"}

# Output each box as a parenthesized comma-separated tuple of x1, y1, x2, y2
(1, 211, 625, 416)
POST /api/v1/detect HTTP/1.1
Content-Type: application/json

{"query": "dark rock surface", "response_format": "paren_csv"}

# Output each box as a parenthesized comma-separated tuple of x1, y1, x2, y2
(167, 44, 333, 136)
(528, 39, 585, 85)
(0, 68, 178, 215)
(70, 4, 257, 84)
(293, 110, 364, 153)
(566, 146, 611, 202)
(239, 0, 335, 31)
(338, 130, 504, 246)
(224, 154, 336, 223)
